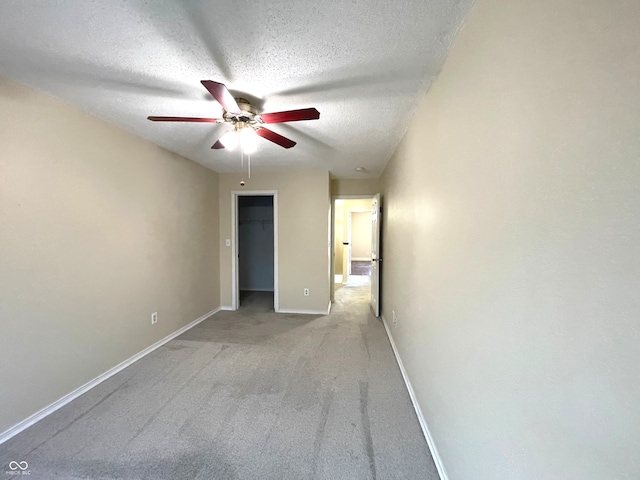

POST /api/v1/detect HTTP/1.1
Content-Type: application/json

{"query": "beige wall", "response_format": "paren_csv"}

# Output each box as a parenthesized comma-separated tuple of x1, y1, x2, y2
(0, 76, 220, 434)
(331, 178, 379, 197)
(351, 212, 372, 261)
(380, 0, 640, 478)
(218, 171, 330, 312)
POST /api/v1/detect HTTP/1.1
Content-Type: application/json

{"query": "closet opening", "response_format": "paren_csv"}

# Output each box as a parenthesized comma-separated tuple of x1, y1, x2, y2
(231, 191, 279, 311)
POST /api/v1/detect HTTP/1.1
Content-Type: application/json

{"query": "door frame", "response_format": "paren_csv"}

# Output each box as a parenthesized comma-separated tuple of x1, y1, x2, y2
(370, 193, 381, 317)
(231, 190, 279, 311)
(346, 210, 353, 276)
(330, 194, 375, 303)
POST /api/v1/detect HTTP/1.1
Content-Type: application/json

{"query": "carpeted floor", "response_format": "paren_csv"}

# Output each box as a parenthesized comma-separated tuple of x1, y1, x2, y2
(0, 281, 438, 479)
(238, 290, 274, 312)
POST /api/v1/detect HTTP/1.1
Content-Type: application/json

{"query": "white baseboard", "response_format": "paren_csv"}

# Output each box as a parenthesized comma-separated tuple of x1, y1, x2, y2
(0, 306, 220, 445)
(381, 314, 449, 480)
(277, 302, 331, 315)
(224, 303, 331, 315)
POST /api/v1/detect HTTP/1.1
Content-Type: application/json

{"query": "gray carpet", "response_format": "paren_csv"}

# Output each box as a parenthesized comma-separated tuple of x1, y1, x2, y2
(238, 290, 274, 312)
(0, 282, 439, 479)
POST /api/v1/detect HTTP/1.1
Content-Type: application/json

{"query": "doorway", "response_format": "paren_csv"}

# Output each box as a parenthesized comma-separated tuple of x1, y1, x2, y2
(331, 196, 377, 303)
(232, 191, 279, 311)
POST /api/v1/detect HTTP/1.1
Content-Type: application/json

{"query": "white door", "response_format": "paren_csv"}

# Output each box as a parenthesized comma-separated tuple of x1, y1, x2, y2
(370, 194, 382, 317)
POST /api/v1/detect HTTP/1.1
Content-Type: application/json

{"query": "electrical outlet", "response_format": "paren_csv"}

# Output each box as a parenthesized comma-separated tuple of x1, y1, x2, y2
(392, 310, 397, 328)
(304, 288, 310, 296)
(151, 312, 158, 325)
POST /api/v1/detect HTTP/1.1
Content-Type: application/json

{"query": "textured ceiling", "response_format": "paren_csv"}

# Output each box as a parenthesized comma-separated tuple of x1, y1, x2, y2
(0, 1, 473, 178)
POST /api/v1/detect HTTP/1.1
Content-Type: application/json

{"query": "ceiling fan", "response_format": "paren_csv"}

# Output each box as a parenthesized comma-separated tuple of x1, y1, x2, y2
(147, 80, 320, 153)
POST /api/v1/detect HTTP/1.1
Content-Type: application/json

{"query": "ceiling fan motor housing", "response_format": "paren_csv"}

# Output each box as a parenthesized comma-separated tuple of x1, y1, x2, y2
(223, 98, 260, 127)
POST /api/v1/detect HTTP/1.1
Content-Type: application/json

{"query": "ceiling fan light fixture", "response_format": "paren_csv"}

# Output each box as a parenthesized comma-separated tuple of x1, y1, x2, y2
(240, 127, 258, 154)
(219, 130, 239, 150)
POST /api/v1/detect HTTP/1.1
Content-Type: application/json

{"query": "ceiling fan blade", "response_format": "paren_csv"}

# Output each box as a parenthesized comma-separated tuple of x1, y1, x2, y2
(147, 116, 221, 122)
(256, 128, 297, 149)
(259, 108, 320, 124)
(210, 124, 233, 149)
(201, 80, 241, 114)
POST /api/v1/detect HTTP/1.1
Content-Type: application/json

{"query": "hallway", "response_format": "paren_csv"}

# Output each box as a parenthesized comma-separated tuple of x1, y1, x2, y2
(0, 280, 436, 479)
